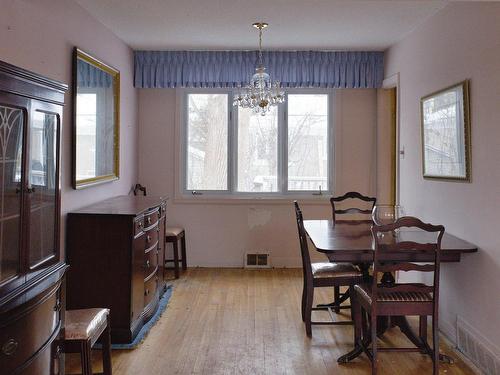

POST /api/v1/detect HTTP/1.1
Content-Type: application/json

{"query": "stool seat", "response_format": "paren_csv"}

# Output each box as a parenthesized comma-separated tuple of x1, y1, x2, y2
(65, 308, 110, 341)
(166, 227, 184, 236)
(64, 308, 112, 375)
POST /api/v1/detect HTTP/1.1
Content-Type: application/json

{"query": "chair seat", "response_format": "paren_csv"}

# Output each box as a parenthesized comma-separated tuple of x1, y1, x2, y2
(354, 283, 433, 304)
(65, 308, 110, 341)
(166, 227, 184, 237)
(311, 262, 362, 279)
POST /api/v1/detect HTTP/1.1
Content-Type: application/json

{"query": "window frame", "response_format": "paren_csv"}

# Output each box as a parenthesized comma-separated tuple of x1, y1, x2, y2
(180, 88, 335, 198)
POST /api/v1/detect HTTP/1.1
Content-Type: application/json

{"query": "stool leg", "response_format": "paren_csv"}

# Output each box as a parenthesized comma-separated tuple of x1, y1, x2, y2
(80, 339, 93, 375)
(173, 239, 180, 279)
(102, 316, 113, 375)
(181, 232, 187, 271)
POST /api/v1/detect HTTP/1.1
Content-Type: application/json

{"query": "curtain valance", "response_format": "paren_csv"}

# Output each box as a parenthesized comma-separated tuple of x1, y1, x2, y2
(77, 62, 112, 88)
(134, 50, 384, 89)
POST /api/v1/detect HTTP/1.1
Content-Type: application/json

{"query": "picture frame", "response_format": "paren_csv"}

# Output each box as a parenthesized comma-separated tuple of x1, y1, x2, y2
(420, 80, 471, 181)
(72, 48, 120, 189)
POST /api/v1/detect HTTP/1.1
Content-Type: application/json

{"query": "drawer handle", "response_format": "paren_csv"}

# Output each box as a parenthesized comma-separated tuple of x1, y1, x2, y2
(138, 222, 143, 228)
(147, 235, 151, 243)
(146, 260, 150, 268)
(147, 217, 152, 225)
(54, 300, 62, 312)
(54, 344, 62, 358)
(144, 289, 150, 296)
(2, 339, 18, 356)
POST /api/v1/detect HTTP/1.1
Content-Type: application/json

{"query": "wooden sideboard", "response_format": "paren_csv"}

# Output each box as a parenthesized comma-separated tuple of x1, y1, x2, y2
(66, 195, 168, 344)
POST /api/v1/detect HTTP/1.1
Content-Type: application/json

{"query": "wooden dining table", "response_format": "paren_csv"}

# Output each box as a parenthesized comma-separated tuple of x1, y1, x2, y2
(303, 219, 478, 364)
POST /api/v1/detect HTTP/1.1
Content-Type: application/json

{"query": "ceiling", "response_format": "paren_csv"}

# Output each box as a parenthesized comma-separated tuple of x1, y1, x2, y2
(75, 0, 449, 51)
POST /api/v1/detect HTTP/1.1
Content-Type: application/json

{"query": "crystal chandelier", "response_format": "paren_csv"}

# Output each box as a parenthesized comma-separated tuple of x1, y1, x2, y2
(233, 22, 285, 116)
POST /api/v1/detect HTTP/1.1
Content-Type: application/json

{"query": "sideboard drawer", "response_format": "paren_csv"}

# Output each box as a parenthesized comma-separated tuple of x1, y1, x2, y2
(144, 247, 159, 274)
(144, 224, 159, 250)
(144, 209, 159, 228)
(15, 334, 60, 375)
(144, 271, 159, 307)
(0, 283, 61, 374)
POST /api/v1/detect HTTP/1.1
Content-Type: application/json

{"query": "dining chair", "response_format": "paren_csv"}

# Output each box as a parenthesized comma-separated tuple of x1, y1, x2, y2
(329, 191, 377, 312)
(330, 191, 377, 223)
(294, 201, 363, 337)
(352, 216, 444, 375)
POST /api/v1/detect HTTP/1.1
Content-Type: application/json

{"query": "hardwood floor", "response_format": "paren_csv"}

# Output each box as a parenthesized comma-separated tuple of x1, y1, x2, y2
(66, 268, 476, 375)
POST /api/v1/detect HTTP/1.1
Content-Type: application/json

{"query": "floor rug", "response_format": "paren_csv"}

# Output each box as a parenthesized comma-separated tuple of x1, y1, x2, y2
(97, 285, 173, 350)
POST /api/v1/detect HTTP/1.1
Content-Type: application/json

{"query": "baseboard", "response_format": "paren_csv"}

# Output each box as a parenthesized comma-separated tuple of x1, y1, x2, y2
(189, 256, 303, 268)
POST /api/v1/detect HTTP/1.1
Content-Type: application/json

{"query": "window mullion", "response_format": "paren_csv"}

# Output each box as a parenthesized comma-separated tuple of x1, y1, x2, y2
(280, 99, 288, 194)
(228, 91, 236, 193)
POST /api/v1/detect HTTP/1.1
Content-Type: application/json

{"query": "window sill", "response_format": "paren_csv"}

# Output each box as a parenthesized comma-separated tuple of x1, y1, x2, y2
(172, 195, 331, 206)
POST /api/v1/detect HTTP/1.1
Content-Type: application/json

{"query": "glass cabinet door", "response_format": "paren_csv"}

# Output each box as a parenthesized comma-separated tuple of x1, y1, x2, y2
(0, 105, 24, 285)
(28, 110, 59, 269)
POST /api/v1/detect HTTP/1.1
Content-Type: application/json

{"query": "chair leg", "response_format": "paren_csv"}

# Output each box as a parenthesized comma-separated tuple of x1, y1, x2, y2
(180, 232, 187, 271)
(102, 316, 113, 375)
(301, 277, 307, 322)
(305, 284, 314, 337)
(333, 286, 341, 313)
(371, 313, 378, 375)
(432, 315, 439, 375)
(80, 339, 93, 375)
(419, 315, 428, 353)
(172, 239, 180, 279)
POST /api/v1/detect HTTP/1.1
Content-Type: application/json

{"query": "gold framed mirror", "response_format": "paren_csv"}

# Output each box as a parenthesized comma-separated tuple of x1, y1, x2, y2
(72, 48, 120, 189)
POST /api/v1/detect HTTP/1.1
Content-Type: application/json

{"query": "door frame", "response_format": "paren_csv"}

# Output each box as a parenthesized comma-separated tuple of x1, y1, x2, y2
(382, 73, 400, 205)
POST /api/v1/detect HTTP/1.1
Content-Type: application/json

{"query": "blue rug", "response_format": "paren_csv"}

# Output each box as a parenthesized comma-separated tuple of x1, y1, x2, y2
(98, 285, 173, 350)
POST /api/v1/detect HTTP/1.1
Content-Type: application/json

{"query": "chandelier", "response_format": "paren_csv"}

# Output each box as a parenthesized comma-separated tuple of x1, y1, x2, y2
(233, 22, 285, 116)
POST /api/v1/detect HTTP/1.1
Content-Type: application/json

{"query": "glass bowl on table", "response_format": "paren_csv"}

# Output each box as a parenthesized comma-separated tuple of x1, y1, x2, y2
(371, 204, 406, 237)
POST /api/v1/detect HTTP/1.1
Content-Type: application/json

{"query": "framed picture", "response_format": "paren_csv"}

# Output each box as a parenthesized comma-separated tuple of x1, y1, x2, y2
(420, 80, 471, 181)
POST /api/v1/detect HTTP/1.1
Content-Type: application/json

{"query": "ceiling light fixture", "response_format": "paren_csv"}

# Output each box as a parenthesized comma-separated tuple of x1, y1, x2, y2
(233, 22, 285, 116)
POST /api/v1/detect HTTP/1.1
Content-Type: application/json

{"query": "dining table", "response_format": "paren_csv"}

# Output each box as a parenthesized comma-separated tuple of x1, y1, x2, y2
(303, 219, 478, 364)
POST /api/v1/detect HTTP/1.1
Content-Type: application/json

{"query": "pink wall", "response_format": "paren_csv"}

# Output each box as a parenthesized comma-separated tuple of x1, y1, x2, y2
(0, 0, 138, 248)
(385, 2, 500, 353)
(137, 89, 378, 267)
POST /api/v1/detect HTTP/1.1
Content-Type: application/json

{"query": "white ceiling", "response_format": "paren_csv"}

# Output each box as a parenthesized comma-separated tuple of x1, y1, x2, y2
(75, 0, 449, 51)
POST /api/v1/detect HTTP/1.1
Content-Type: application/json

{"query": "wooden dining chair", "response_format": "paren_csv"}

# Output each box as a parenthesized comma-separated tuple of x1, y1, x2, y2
(352, 216, 444, 375)
(329, 191, 376, 312)
(294, 201, 363, 337)
(330, 191, 377, 223)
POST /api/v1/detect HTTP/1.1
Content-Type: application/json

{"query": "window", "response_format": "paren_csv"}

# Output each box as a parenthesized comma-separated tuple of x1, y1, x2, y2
(183, 90, 332, 196)
(186, 93, 228, 191)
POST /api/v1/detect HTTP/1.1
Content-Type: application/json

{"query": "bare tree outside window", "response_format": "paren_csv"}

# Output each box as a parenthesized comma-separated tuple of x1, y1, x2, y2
(237, 107, 278, 192)
(187, 94, 228, 190)
(287, 94, 329, 191)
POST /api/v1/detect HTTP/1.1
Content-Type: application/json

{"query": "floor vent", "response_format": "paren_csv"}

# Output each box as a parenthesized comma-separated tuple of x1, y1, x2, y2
(456, 316, 500, 375)
(245, 253, 271, 268)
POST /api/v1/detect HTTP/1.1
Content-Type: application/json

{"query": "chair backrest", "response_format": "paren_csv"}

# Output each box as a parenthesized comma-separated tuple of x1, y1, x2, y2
(330, 191, 376, 222)
(293, 201, 313, 280)
(371, 216, 445, 308)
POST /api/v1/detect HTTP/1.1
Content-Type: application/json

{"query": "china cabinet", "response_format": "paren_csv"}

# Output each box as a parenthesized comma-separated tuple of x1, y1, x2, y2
(0, 60, 67, 375)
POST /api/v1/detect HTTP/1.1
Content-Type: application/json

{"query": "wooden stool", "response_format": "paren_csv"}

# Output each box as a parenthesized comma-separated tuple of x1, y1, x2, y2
(165, 227, 187, 279)
(64, 308, 112, 375)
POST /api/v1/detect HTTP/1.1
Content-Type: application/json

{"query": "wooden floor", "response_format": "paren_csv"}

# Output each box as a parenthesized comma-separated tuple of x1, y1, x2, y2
(66, 268, 476, 375)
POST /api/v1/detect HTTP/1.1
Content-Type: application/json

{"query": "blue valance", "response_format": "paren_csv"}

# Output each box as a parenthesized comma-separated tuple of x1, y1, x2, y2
(134, 50, 384, 89)
(77, 59, 112, 88)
